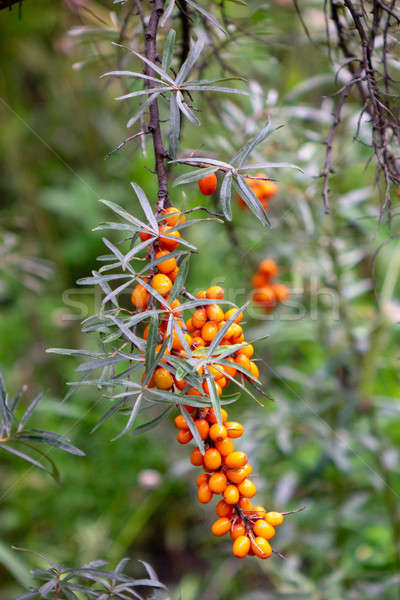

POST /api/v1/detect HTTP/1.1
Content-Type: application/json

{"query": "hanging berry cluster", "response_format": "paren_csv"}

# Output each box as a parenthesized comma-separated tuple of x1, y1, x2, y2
(238, 172, 278, 210)
(128, 205, 297, 559)
(252, 259, 290, 313)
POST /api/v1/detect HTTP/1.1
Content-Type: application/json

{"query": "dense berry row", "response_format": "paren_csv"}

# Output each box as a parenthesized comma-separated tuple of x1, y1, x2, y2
(252, 259, 290, 313)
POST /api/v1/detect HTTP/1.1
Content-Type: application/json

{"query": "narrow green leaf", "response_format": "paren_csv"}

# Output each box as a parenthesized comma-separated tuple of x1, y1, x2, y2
(233, 176, 270, 227)
(169, 93, 180, 159)
(220, 171, 233, 221)
(127, 92, 161, 129)
(162, 29, 176, 72)
(204, 368, 222, 426)
(185, 0, 227, 34)
(169, 255, 190, 301)
(145, 315, 159, 374)
(180, 405, 205, 454)
(176, 34, 205, 85)
(130, 182, 158, 231)
(173, 166, 218, 187)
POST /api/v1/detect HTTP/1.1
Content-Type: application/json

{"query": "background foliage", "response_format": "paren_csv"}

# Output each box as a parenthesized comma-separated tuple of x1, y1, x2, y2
(0, 1, 399, 598)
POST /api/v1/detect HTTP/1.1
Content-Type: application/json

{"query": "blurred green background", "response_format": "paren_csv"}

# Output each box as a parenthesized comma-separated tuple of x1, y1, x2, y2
(1, 1, 400, 598)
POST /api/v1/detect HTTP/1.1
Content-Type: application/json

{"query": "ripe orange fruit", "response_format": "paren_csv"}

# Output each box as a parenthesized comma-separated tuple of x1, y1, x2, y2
(203, 380, 222, 396)
(155, 250, 177, 274)
(192, 308, 207, 329)
(253, 519, 275, 540)
(239, 497, 253, 511)
(174, 414, 188, 429)
(224, 484, 240, 504)
(201, 322, 218, 342)
(206, 285, 224, 299)
(225, 421, 244, 439)
(207, 407, 228, 424)
(191, 336, 205, 349)
(169, 267, 179, 282)
(230, 522, 246, 540)
(215, 437, 235, 456)
(223, 358, 237, 378)
(252, 272, 269, 288)
(232, 535, 250, 558)
(224, 308, 243, 322)
(196, 473, 210, 486)
(197, 289, 207, 299)
(131, 284, 150, 310)
(139, 230, 153, 242)
(241, 344, 254, 359)
(249, 361, 259, 379)
(162, 206, 186, 227)
(271, 283, 290, 303)
(252, 286, 275, 309)
(261, 179, 278, 199)
(206, 304, 225, 322)
(251, 536, 272, 559)
(197, 482, 213, 503)
(225, 467, 248, 484)
(211, 517, 232, 537)
(152, 273, 173, 296)
(195, 418, 210, 440)
(177, 429, 193, 444)
(154, 367, 173, 390)
(216, 499, 233, 518)
(190, 447, 203, 466)
(252, 505, 267, 519)
(208, 472, 228, 494)
(259, 259, 278, 279)
(203, 448, 222, 471)
(198, 173, 217, 196)
(235, 353, 251, 373)
(209, 424, 227, 442)
(225, 451, 248, 469)
(266, 511, 284, 526)
(238, 478, 257, 498)
(159, 225, 181, 250)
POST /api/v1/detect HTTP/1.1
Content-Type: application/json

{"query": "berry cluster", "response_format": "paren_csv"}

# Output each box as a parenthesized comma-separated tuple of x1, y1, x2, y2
(252, 259, 290, 313)
(175, 405, 288, 558)
(238, 172, 278, 209)
(129, 205, 296, 558)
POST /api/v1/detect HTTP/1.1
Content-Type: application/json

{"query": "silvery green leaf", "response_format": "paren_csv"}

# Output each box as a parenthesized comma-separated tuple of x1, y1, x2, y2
(160, 0, 175, 26)
(240, 161, 303, 172)
(102, 278, 135, 306)
(204, 368, 222, 426)
(170, 156, 232, 169)
(101, 70, 165, 85)
(220, 171, 233, 221)
(183, 85, 249, 96)
(176, 34, 205, 85)
(130, 182, 158, 231)
(181, 405, 205, 454)
(185, 0, 227, 34)
(0, 443, 47, 471)
(176, 91, 200, 126)
(172, 166, 218, 187)
(233, 176, 270, 227)
(169, 255, 190, 301)
(206, 303, 249, 357)
(145, 315, 159, 374)
(112, 43, 175, 84)
(231, 119, 273, 167)
(162, 29, 176, 72)
(112, 393, 143, 441)
(127, 92, 161, 128)
(99, 199, 153, 231)
(169, 93, 180, 159)
(116, 86, 174, 101)
(17, 393, 43, 433)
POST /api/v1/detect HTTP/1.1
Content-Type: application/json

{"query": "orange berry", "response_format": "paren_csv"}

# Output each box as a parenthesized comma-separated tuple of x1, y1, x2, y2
(206, 304, 225, 322)
(174, 414, 188, 429)
(196, 473, 210, 486)
(208, 365, 225, 380)
(249, 361, 259, 379)
(230, 522, 246, 540)
(187, 387, 202, 396)
(252, 272, 269, 289)
(192, 308, 207, 329)
(253, 519, 275, 540)
(225, 451, 248, 469)
(208, 472, 228, 494)
(198, 173, 217, 196)
(169, 267, 179, 282)
(195, 418, 210, 440)
(201, 322, 218, 342)
(223, 358, 237, 378)
(259, 259, 278, 279)
(251, 536, 272, 559)
(197, 482, 213, 503)
(215, 437, 235, 457)
(261, 179, 278, 199)
(155, 250, 177, 274)
(203, 380, 222, 396)
(211, 517, 232, 537)
(131, 284, 150, 310)
(154, 367, 174, 390)
(239, 497, 253, 511)
(224, 308, 243, 323)
(226, 467, 248, 484)
(206, 285, 224, 300)
(143, 324, 150, 340)
(177, 429, 193, 444)
(242, 463, 253, 477)
(238, 478, 257, 498)
(203, 448, 222, 471)
(232, 535, 250, 558)
(209, 424, 227, 442)
(162, 206, 185, 227)
(235, 353, 251, 373)
(159, 225, 181, 250)
(224, 484, 240, 504)
(197, 289, 207, 299)
(252, 286, 275, 309)
(208, 408, 228, 424)
(216, 499, 233, 518)
(151, 273, 173, 296)
(225, 323, 242, 339)
(174, 377, 188, 391)
(190, 447, 204, 466)
(226, 421, 244, 439)
(271, 283, 290, 303)
(139, 230, 153, 242)
(241, 344, 254, 358)
(186, 317, 194, 332)
(266, 511, 284, 526)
